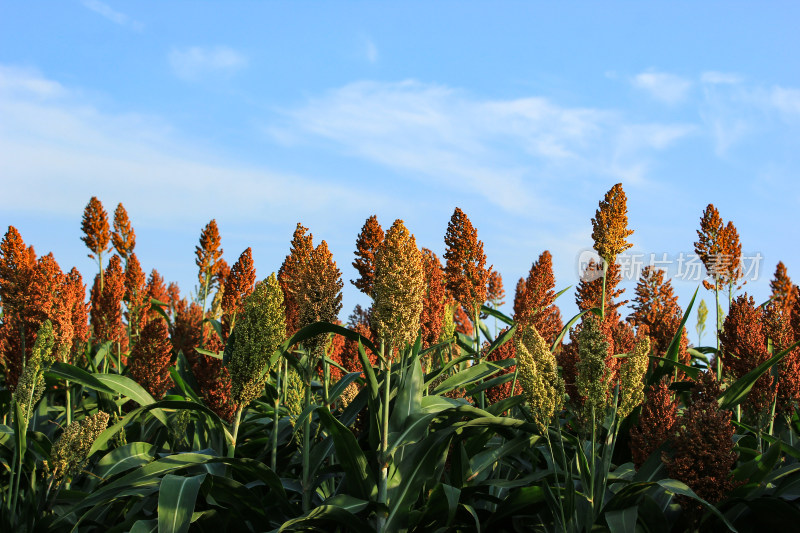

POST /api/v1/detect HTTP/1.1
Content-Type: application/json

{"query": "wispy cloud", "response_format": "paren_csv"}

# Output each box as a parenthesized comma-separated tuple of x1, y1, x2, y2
(632, 70, 692, 104)
(81, 0, 143, 31)
(701, 71, 742, 85)
(270, 80, 693, 212)
(768, 86, 800, 116)
(168, 46, 248, 81)
(0, 64, 379, 225)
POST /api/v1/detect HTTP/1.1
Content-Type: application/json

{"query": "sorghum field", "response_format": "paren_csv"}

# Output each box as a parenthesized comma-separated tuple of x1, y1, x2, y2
(1, 184, 799, 532)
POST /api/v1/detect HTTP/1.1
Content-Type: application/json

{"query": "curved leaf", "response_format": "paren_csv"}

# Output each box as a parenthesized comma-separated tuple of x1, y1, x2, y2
(158, 473, 206, 533)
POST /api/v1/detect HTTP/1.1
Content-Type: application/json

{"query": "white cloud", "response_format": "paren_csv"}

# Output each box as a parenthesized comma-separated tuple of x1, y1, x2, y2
(632, 70, 692, 104)
(0, 65, 379, 225)
(271, 80, 693, 212)
(701, 71, 742, 85)
(81, 0, 143, 31)
(0, 65, 65, 98)
(168, 46, 248, 81)
(365, 38, 379, 64)
(769, 86, 800, 116)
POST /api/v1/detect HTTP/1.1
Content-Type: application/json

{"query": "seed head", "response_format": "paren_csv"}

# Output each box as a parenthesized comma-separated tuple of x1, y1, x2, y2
(515, 324, 564, 432)
(630, 379, 677, 469)
(298, 240, 343, 357)
(515, 251, 563, 346)
(128, 319, 174, 400)
(352, 215, 384, 296)
(81, 197, 110, 261)
(195, 219, 223, 291)
(111, 203, 136, 261)
(90, 255, 128, 353)
(419, 248, 447, 348)
(590, 183, 634, 265)
(617, 335, 650, 421)
(13, 320, 55, 421)
(278, 223, 313, 335)
(444, 207, 488, 317)
(373, 220, 426, 351)
(45, 411, 110, 487)
(575, 316, 613, 431)
(226, 274, 286, 408)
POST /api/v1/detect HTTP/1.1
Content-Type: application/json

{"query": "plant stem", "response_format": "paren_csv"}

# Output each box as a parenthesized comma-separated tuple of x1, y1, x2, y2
(302, 353, 313, 513)
(377, 341, 390, 532)
(600, 260, 609, 321)
(229, 406, 243, 458)
(545, 430, 568, 533)
(474, 307, 485, 410)
(715, 285, 721, 380)
(322, 342, 330, 408)
(65, 380, 72, 427)
(271, 360, 282, 471)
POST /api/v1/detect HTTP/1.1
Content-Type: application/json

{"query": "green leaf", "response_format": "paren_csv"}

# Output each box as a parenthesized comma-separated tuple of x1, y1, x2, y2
(278, 505, 374, 533)
(158, 473, 207, 533)
(45, 362, 115, 394)
(316, 407, 376, 501)
(657, 479, 737, 532)
(94, 442, 155, 481)
(648, 355, 700, 380)
(606, 506, 638, 533)
(194, 347, 223, 360)
(385, 432, 453, 532)
(93, 373, 168, 425)
(551, 308, 593, 351)
(430, 361, 504, 395)
(718, 340, 800, 410)
(129, 519, 158, 533)
(480, 305, 514, 326)
(481, 325, 516, 359)
(650, 287, 698, 384)
(389, 355, 423, 434)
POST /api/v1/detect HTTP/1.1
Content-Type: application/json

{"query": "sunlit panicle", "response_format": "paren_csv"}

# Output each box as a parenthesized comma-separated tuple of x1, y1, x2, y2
(226, 274, 286, 408)
(80, 196, 110, 263)
(618, 335, 650, 421)
(372, 219, 426, 351)
(127, 319, 174, 400)
(44, 411, 110, 488)
(195, 219, 223, 294)
(575, 316, 613, 430)
(298, 240, 343, 357)
(515, 324, 564, 432)
(444, 207, 488, 318)
(278, 223, 313, 335)
(111, 203, 136, 262)
(352, 215, 385, 296)
(590, 183, 634, 265)
(13, 320, 55, 421)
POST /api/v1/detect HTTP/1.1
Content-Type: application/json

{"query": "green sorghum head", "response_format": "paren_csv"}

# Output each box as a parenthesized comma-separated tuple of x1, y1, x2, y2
(226, 273, 286, 408)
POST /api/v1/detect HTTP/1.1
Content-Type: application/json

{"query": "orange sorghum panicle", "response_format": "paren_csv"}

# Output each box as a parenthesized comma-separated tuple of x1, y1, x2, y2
(590, 183, 634, 265)
(128, 319, 174, 400)
(444, 207, 488, 318)
(352, 215, 385, 296)
(111, 203, 136, 262)
(81, 196, 110, 262)
(419, 248, 447, 348)
(278, 223, 314, 336)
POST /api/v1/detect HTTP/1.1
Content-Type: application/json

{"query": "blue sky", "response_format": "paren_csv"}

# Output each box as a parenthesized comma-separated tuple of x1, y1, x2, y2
(1, 1, 798, 346)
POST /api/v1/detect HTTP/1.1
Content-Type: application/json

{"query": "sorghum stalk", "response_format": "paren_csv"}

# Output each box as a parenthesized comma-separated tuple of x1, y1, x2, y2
(229, 407, 243, 458)
(302, 347, 313, 512)
(377, 340, 391, 532)
(271, 359, 282, 471)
